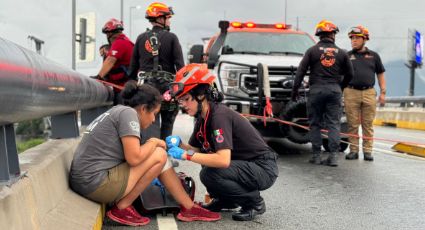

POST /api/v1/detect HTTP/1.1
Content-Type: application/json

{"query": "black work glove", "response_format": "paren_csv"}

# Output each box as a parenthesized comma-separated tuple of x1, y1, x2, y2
(291, 89, 299, 102)
(89, 74, 101, 79)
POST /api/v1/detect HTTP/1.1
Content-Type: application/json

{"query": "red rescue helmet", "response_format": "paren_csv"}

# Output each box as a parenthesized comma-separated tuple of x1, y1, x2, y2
(145, 2, 174, 20)
(348, 25, 370, 40)
(169, 64, 216, 98)
(315, 20, 339, 36)
(102, 18, 124, 33)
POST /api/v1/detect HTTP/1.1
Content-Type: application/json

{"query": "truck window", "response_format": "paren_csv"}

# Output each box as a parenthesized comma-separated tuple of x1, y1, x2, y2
(222, 32, 315, 55)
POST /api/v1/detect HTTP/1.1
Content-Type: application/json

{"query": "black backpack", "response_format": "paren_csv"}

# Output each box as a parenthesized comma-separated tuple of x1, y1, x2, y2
(135, 172, 196, 216)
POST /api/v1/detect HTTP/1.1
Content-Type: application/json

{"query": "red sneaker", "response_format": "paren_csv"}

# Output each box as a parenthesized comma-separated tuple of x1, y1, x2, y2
(177, 203, 221, 222)
(106, 205, 150, 226)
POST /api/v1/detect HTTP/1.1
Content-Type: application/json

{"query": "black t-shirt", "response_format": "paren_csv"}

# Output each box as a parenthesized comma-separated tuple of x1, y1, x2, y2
(130, 26, 184, 75)
(293, 38, 354, 90)
(347, 48, 385, 87)
(189, 103, 273, 160)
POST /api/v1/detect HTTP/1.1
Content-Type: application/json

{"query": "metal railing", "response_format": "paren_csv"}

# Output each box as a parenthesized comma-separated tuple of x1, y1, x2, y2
(0, 37, 113, 185)
(384, 96, 425, 108)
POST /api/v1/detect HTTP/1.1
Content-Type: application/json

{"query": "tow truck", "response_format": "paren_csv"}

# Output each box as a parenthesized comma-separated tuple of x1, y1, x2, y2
(188, 20, 348, 152)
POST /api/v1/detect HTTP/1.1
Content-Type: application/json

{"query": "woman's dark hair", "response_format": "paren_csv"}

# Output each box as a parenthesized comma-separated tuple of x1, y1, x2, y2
(121, 80, 162, 111)
(189, 84, 223, 103)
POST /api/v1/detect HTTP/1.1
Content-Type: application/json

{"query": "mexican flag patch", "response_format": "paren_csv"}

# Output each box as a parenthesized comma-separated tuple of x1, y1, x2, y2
(213, 129, 223, 136)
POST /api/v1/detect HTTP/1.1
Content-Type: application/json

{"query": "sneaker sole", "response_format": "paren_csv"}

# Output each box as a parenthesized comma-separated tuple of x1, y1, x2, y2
(106, 211, 150, 226)
(345, 157, 359, 160)
(176, 213, 221, 222)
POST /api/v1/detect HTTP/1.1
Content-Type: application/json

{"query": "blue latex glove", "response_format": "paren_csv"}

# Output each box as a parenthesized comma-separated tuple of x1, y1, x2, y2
(151, 178, 165, 195)
(166, 135, 181, 149)
(151, 178, 162, 187)
(167, 146, 185, 160)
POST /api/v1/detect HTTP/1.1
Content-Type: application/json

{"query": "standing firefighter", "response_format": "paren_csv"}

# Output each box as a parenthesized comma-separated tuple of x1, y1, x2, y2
(291, 20, 354, 167)
(166, 64, 278, 221)
(92, 19, 134, 105)
(344, 25, 386, 161)
(129, 2, 184, 142)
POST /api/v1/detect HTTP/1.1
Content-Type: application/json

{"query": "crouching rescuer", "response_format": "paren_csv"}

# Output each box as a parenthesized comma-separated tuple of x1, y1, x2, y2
(166, 63, 279, 221)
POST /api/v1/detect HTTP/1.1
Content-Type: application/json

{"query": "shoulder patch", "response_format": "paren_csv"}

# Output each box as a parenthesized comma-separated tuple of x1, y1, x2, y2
(145, 40, 153, 53)
(213, 129, 223, 136)
(129, 121, 140, 133)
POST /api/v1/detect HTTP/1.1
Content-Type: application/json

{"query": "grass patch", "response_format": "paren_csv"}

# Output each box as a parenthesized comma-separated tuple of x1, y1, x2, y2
(17, 138, 45, 153)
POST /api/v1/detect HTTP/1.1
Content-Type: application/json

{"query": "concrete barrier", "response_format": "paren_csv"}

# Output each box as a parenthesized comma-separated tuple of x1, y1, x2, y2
(374, 108, 425, 131)
(0, 138, 103, 230)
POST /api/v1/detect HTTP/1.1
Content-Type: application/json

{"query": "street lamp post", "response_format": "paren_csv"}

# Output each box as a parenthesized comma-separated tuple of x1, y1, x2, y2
(129, 5, 141, 40)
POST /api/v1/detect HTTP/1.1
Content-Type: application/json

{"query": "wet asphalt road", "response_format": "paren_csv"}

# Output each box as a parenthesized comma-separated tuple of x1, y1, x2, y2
(104, 114, 425, 230)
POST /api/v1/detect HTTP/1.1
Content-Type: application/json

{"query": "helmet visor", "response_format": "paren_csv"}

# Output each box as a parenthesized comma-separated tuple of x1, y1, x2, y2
(169, 82, 184, 97)
(349, 27, 365, 36)
(169, 82, 198, 97)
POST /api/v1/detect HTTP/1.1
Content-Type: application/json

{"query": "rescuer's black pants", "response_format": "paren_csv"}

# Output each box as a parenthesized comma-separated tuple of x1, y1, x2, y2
(307, 84, 342, 153)
(200, 151, 278, 208)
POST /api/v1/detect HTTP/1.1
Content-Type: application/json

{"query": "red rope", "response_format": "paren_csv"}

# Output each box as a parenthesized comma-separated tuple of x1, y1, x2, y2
(95, 79, 124, 91)
(241, 113, 425, 146)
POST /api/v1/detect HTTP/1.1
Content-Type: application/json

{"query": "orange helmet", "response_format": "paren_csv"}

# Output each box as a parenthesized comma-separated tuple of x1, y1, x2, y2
(145, 2, 174, 19)
(315, 20, 339, 36)
(348, 25, 369, 40)
(169, 64, 216, 98)
(102, 18, 124, 33)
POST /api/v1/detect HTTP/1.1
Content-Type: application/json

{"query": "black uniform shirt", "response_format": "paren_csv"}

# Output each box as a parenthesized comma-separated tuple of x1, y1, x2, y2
(189, 103, 273, 160)
(347, 48, 385, 87)
(293, 38, 354, 91)
(130, 26, 184, 75)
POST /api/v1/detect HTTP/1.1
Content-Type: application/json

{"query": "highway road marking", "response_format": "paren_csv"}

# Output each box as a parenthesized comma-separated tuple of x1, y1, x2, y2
(157, 214, 178, 230)
(372, 146, 425, 161)
(373, 142, 394, 148)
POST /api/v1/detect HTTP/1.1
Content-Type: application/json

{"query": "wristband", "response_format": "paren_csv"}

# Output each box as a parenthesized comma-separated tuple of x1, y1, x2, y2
(186, 149, 195, 161)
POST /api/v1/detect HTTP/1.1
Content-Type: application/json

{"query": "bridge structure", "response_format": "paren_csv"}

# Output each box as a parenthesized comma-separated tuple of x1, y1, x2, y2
(1, 37, 425, 230)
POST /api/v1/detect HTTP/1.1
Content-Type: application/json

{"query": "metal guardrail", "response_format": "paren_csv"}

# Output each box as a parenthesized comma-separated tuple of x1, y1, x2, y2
(0, 37, 113, 185)
(384, 96, 425, 107)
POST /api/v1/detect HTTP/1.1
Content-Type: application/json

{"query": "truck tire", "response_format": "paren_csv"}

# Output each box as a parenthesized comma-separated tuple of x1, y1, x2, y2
(322, 121, 349, 152)
(188, 45, 204, 64)
(279, 99, 310, 144)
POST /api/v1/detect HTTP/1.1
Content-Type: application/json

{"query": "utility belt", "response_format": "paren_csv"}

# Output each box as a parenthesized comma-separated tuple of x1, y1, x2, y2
(139, 70, 174, 93)
(138, 70, 178, 111)
(347, 85, 374, 90)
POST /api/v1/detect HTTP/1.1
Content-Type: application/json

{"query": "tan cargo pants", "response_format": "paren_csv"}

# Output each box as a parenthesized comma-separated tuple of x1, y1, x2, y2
(343, 87, 377, 154)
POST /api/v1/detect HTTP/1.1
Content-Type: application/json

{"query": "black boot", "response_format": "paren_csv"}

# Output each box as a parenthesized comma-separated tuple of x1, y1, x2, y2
(364, 152, 374, 161)
(321, 152, 338, 167)
(202, 198, 239, 212)
(309, 152, 321, 165)
(232, 199, 266, 221)
(345, 152, 359, 160)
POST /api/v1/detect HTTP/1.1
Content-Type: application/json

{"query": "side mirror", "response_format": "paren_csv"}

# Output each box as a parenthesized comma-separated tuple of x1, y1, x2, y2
(221, 45, 233, 54)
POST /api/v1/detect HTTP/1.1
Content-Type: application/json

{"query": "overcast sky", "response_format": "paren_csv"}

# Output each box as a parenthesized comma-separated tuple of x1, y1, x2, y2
(1, 0, 425, 95)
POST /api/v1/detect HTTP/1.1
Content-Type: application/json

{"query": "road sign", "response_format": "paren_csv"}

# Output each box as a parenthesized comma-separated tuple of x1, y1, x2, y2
(415, 31, 423, 66)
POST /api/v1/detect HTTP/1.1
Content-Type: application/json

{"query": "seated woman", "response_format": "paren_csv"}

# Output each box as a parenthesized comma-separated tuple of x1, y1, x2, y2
(69, 81, 220, 227)
(166, 64, 279, 221)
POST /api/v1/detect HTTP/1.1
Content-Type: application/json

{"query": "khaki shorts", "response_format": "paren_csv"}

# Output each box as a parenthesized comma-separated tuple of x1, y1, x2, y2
(86, 163, 130, 204)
